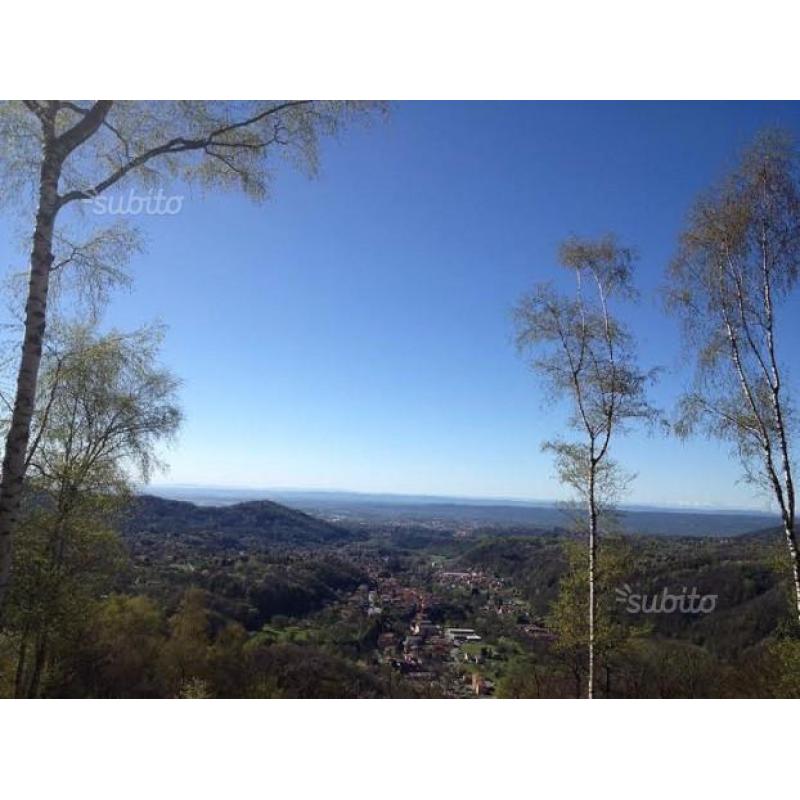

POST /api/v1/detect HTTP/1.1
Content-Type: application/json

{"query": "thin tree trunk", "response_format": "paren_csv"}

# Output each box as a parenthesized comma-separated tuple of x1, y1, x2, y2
(588, 471, 597, 700)
(26, 631, 48, 698)
(14, 630, 29, 698)
(756, 234, 800, 626)
(782, 521, 800, 623)
(0, 144, 61, 608)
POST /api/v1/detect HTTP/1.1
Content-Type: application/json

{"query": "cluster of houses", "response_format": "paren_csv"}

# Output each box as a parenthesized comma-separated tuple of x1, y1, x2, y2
(365, 575, 432, 616)
(346, 556, 552, 696)
(436, 569, 505, 592)
(400, 612, 451, 673)
(381, 607, 495, 696)
(436, 566, 555, 642)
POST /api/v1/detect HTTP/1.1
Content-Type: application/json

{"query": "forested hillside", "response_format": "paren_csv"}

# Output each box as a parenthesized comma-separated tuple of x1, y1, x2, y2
(123, 495, 363, 547)
(1, 484, 799, 699)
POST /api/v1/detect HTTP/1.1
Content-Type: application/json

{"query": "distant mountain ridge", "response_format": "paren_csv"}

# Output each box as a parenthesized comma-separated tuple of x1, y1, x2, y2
(145, 487, 777, 538)
(308, 501, 773, 537)
(122, 494, 361, 546)
(149, 484, 772, 514)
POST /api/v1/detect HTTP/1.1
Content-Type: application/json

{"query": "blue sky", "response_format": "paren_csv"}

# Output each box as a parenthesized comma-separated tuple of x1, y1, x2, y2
(3, 101, 800, 509)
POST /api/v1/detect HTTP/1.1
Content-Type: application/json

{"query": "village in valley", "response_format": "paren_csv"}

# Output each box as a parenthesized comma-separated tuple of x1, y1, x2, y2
(346, 558, 556, 698)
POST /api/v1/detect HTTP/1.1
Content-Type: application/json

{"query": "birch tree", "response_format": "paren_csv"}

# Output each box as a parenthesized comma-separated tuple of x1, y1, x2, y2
(547, 536, 632, 697)
(667, 130, 800, 626)
(514, 235, 655, 698)
(0, 100, 379, 606)
(4, 322, 181, 697)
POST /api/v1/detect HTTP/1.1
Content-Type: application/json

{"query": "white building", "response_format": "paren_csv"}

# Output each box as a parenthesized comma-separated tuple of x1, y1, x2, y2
(444, 627, 482, 643)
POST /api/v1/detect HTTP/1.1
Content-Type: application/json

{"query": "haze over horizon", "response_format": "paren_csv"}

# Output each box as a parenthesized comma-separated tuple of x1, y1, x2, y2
(147, 482, 777, 515)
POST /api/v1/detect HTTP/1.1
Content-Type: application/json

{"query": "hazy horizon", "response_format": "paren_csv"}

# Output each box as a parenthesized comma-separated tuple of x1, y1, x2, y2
(146, 482, 778, 515)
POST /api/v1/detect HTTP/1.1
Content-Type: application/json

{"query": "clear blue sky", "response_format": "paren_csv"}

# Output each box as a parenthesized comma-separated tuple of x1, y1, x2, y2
(3, 101, 800, 509)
